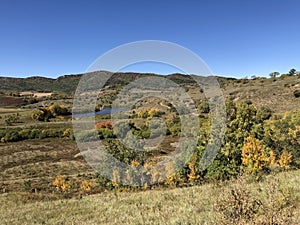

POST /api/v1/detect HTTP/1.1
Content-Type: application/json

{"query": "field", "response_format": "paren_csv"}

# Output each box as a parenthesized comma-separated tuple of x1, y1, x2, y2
(0, 139, 94, 193)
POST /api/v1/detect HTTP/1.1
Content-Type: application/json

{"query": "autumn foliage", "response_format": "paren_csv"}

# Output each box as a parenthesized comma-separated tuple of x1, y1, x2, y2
(242, 136, 293, 174)
(279, 150, 292, 170)
(80, 180, 95, 193)
(242, 136, 268, 173)
(53, 175, 71, 192)
(95, 121, 113, 129)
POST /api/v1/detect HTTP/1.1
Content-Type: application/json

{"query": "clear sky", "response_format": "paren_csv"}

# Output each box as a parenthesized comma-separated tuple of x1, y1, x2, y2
(0, 0, 299, 78)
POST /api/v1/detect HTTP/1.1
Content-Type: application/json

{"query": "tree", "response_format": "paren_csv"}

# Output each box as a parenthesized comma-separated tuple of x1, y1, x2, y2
(288, 68, 296, 76)
(278, 150, 292, 170)
(268, 150, 278, 169)
(269, 72, 280, 78)
(221, 101, 264, 164)
(241, 136, 268, 173)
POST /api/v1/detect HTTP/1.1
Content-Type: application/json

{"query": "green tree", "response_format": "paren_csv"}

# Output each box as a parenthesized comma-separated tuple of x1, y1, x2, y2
(288, 68, 296, 76)
(269, 71, 280, 78)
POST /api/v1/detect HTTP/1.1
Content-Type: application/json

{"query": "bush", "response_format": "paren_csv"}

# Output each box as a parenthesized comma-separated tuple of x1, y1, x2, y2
(293, 90, 300, 98)
(31, 104, 70, 122)
(215, 178, 262, 224)
(95, 121, 113, 129)
(198, 101, 210, 113)
(31, 108, 51, 121)
(1, 130, 21, 142)
(97, 128, 115, 139)
(215, 175, 299, 225)
(80, 180, 95, 193)
(53, 176, 71, 192)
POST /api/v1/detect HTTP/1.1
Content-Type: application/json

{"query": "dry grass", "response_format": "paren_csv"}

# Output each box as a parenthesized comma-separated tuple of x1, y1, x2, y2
(0, 170, 299, 225)
(0, 139, 94, 192)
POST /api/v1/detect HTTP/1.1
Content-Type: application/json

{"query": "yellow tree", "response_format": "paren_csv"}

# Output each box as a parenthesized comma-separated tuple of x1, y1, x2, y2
(279, 150, 292, 170)
(268, 149, 278, 169)
(241, 136, 268, 173)
(187, 154, 199, 182)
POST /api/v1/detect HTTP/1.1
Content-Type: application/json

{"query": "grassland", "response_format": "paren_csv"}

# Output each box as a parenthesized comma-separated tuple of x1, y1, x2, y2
(0, 170, 299, 225)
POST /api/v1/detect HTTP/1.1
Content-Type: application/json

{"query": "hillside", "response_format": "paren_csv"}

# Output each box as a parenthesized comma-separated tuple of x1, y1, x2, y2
(1, 72, 300, 112)
(1, 72, 300, 225)
(1, 170, 299, 224)
(0, 75, 82, 94)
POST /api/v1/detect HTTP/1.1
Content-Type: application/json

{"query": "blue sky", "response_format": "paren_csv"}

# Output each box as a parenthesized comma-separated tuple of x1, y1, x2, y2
(0, 0, 299, 78)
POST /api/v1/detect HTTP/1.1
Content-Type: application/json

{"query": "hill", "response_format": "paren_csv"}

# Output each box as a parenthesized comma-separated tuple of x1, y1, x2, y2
(1, 72, 300, 112)
(0, 75, 82, 94)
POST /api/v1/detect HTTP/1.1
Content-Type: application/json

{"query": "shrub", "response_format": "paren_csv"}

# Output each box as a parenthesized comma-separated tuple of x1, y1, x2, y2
(215, 175, 299, 225)
(31, 104, 70, 121)
(4, 113, 20, 126)
(31, 108, 51, 121)
(259, 106, 272, 120)
(53, 175, 71, 192)
(255, 177, 299, 224)
(48, 104, 70, 116)
(198, 101, 210, 113)
(1, 130, 21, 142)
(80, 180, 94, 193)
(293, 90, 300, 98)
(23, 180, 32, 191)
(97, 128, 115, 139)
(215, 179, 262, 224)
(63, 128, 73, 138)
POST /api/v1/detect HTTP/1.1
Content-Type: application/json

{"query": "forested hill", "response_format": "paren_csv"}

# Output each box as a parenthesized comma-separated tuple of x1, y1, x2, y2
(0, 74, 82, 94)
(0, 72, 203, 94)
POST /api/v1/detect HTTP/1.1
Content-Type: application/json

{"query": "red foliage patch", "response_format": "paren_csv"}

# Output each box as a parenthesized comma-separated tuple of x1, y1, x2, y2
(95, 121, 113, 129)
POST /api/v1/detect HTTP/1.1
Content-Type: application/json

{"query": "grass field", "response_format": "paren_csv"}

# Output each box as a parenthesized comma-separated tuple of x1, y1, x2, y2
(0, 170, 299, 225)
